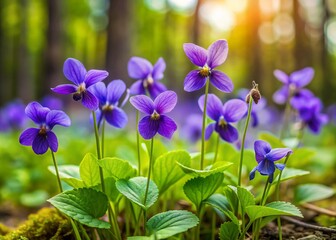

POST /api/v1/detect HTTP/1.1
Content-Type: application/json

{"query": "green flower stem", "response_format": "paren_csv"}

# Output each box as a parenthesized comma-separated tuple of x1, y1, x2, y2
(280, 98, 292, 140)
(70, 218, 82, 240)
(211, 212, 216, 240)
(136, 110, 141, 176)
(50, 150, 63, 192)
(238, 95, 253, 186)
(143, 138, 155, 234)
(239, 221, 253, 240)
(92, 111, 120, 239)
(101, 119, 106, 158)
(213, 134, 220, 163)
(275, 154, 291, 240)
(77, 222, 90, 240)
(200, 78, 210, 170)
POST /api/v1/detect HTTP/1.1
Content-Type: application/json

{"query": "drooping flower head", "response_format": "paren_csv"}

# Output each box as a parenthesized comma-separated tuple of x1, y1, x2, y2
(19, 102, 71, 154)
(199, 94, 247, 143)
(128, 57, 167, 99)
(238, 88, 267, 127)
(51, 58, 108, 110)
(273, 67, 314, 109)
(296, 97, 328, 134)
(130, 91, 177, 140)
(250, 140, 292, 183)
(183, 39, 233, 93)
(91, 80, 128, 128)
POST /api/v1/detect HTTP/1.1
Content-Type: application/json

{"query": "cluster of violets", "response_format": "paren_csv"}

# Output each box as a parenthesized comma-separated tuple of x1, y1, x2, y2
(14, 39, 329, 182)
(7, 39, 332, 239)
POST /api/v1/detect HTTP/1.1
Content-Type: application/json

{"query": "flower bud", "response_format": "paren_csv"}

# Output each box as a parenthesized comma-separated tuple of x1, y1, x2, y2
(246, 81, 261, 104)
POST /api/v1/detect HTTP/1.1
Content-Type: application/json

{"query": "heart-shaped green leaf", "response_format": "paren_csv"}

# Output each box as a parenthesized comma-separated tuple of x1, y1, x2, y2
(98, 157, 137, 180)
(237, 186, 255, 211)
(146, 210, 199, 239)
(80, 153, 100, 187)
(178, 161, 232, 177)
(183, 172, 224, 209)
(48, 165, 84, 188)
(246, 201, 303, 222)
(219, 222, 239, 240)
(294, 184, 335, 203)
(48, 188, 110, 228)
(153, 150, 191, 194)
(116, 177, 158, 210)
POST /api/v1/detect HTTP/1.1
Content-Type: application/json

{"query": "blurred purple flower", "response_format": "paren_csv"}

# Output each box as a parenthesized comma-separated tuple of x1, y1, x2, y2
(1, 99, 27, 130)
(198, 94, 247, 143)
(181, 114, 203, 143)
(237, 88, 267, 127)
(91, 80, 128, 128)
(41, 96, 64, 110)
(183, 39, 233, 92)
(327, 104, 336, 125)
(51, 58, 108, 110)
(19, 102, 71, 154)
(273, 67, 314, 109)
(250, 140, 292, 183)
(128, 57, 167, 99)
(130, 91, 177, 139)
(296, 97, 328, 134)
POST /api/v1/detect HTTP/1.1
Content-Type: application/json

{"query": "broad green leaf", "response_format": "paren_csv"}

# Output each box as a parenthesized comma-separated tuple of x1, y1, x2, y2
(237, 186, 255, 211)
(204, 194, 239, 226)
(128, 237, 154, 240)
(219, 222, 239, 240)
(223, 186, 239, 213)
(294, 184, 335, 203)
(146, 210, 199, 239)
(48, 188, 110, 228)
(178, 161, 232, 177)
(272, 168, 310, 184)
(183, 173, 224, 209)
(153, 150, 191, 194)
(258, 132, 286, 148)
(289, 148, 316, 168)
(246, 201, 303, 222)
(116, 177, 158, 210)
(80, 153, 100, 187)
(98, 157, 137, 180)
(104, 177, 120, 202)
(48, 165, 84, 188)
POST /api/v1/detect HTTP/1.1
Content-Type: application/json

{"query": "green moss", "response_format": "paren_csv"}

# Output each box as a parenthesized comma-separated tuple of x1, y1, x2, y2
(0, 223, 11, 235)
(3, 207, 72, 240)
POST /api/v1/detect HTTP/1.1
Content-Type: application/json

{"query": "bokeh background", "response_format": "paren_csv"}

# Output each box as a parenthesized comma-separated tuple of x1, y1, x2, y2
(1, 0, 336, 107)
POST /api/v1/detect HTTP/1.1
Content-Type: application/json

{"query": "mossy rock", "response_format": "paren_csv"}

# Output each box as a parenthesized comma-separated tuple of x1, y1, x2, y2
(3, 207, 72, 240)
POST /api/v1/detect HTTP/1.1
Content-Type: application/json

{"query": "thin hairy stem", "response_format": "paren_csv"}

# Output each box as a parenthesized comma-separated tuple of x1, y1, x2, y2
(136, 110, 141, 175)
(50, 151, 63, 192)
(200, 79, 210, 170)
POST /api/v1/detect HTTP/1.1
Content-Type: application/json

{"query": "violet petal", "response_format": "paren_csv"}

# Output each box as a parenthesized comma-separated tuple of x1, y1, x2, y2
(128, 57, 152, 79)
(85, 70, 109, 88)
(210, 70, 233, 93)
(273, 86, 289, 105)
(51, 84, 77, 95)
(273, 70, 288, 84)
(266, 148, 292, 161)
(81, 90, 99, 110)
(249, 166, 257, 180)
(205, 123, 216, 140)
(138, 116, 160, 139)
(129, 95, 154, 114)
(91, 82, 107, 104)
(130, 80, 146, 96)
(25, 102, 50, 125)
(290, 67, 314, 88)
(32, 134, 49, 155)
(147, 82, 167, 99)
(107, 80, 126, 104)
(154, 91, 177, 114)
(157, 115, 177, 139)
(215, 123, 239, 143)
(152, 57, 166, 80)
(207, 39, 228, 69)
(223, 99, 247, 123)
(254, 140, 271, 163)
(256, 159, 275, 176)
(63, 58, 86, 85)
(46, 110, 71, 129)
(105, 107, 128, 128)
(275, 163, 285, 171)
(198, 94, 222, 121)
(19, 128, 39, 146)
(183, 43, 207, 67)
(47, 131, 58, 152)
(184, 70, 207, 92)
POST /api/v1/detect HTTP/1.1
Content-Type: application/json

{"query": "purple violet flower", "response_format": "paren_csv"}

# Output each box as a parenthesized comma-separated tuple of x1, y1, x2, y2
(296, 97, 328, 134)
(130, 91, 177, 140)
(128, 57, 167, 99)
(19, 102, 71, 155)
(181, 114, 203, 143)
(2, 99, 27, 130)
(91, 80, 128, 128)
(41, 96, 64, 110)
(273, 67, 314, 109)
(51, 58, 108, 110)
(198, 94, 247, 143)
(250, 140, 292, 183)
(183, 39, 233, 92)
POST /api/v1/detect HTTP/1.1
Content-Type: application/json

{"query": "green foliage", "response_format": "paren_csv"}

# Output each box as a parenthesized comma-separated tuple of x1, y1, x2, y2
(178, 161, 233, 177)
(48, 165, 84, 188)
(79, 153, 100, 187)
(294, 184, 335, 203)
(183, 172, 224, 210)
(153, 150, 191, 194)
(272, 167, 310, 184)
(146, 210, 199, 239)
(219, 222, 239, 240)
(237, 186, 255, 211)
(115, 177, 159, 210)
(3, 208, 71, 240)
(246, 201, 303, 222)
(48, 188, 110, 229)
(98, 157, 137, 180)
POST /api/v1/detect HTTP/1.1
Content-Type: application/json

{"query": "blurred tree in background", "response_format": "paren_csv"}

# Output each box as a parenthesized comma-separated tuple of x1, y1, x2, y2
(1, 0, 336, 107)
